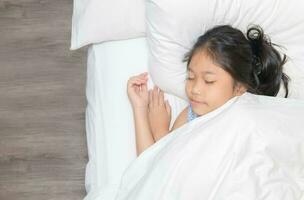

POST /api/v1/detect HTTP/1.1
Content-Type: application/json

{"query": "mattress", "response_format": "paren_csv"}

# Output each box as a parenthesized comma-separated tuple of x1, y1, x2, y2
(84, 37, 188, 200)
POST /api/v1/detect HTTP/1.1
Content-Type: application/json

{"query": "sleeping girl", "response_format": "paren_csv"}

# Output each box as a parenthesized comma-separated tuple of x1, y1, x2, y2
(127, 25, 289, 156)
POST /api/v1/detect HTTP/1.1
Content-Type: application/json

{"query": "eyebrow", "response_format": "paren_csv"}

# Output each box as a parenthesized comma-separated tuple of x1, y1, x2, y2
(187, 67, 216, 75)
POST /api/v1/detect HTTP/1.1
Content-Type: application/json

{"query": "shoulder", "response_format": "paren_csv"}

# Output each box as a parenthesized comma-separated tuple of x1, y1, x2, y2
(170, 105, 189, 132)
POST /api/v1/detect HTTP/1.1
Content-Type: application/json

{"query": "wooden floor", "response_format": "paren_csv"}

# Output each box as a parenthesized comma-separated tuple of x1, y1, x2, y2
(0, 0, 88, 199)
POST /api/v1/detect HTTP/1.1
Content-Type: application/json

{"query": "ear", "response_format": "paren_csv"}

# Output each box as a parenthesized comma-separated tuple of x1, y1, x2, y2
(234, 82, 247, 96)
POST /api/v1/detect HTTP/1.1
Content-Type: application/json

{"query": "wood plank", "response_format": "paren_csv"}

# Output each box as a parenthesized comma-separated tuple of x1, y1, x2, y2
(0, 0, 88, 199)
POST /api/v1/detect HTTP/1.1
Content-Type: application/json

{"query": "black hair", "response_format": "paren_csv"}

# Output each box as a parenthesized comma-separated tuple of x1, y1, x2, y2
(183, 25, 289, 97)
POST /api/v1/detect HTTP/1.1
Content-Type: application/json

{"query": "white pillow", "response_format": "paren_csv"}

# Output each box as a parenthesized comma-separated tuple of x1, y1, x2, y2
(146, 0, 304, 100)
(70, 0, 145, 50)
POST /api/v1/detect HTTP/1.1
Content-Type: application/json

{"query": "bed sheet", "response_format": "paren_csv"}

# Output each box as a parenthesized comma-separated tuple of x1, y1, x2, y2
(84, 37, 188, 200)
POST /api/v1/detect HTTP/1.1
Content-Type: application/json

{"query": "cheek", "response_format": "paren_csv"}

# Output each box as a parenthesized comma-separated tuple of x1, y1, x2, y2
(209, 82, 235, 104)
(185, 81, 198, 97)
(185, 81, 191, 94)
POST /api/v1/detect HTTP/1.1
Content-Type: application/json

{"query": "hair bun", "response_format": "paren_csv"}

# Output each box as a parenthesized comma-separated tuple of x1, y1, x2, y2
(247, 26, 265, 88)
(246, 25, 266, 56)
(247, 26, 264, 41)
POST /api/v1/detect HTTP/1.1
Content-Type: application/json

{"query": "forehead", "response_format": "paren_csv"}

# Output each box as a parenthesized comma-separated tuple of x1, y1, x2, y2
(187, 51, 220, 74)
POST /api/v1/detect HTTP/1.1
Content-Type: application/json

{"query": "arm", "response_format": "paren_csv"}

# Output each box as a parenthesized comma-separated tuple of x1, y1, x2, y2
(147, 85, 190, 142)
(134, 104, 187, 156)
(134, 103, 187, 155)
(151, 106, 188, 141)
(169, 106, 188, 132)
(127, 72, 156, 157)
(133, 107, 155, 156)
(148, 86, 172, 142)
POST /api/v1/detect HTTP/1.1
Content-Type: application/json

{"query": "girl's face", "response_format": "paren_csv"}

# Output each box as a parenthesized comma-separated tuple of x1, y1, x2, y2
(185, 50, 246, 116)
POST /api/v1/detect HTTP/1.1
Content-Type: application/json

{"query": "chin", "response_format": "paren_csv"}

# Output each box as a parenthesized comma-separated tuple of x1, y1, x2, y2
(192, 107, 208, 116)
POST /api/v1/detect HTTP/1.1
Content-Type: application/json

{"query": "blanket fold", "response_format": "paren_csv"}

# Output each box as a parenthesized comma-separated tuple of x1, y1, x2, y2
(113, 93, 304, 200)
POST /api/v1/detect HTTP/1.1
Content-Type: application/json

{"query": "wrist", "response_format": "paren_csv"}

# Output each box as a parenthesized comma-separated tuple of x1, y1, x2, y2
(154, 128, 169, 135)
(153, 129, 169, 141)
(133, 106, 149, 115)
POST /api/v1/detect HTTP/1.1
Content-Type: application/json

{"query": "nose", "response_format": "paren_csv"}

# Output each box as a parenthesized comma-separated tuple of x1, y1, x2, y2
(191, 80, 202, 95)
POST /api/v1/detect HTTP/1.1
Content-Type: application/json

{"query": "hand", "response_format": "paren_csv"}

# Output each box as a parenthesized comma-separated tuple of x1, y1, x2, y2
(148, 86, 172, 141)
(127, 72, 149, 109)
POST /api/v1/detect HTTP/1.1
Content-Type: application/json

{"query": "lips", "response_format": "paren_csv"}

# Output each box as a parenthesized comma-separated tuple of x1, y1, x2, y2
(190, 98, 206, 105)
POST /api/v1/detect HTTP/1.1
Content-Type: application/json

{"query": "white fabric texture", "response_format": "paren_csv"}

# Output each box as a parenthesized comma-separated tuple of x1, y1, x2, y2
(70, 0, 145, 50)
(84, 37, 188, 200)
(115, 92, 304, 200)
(79, 1, 304, 199)
(146, 0, 304, 100)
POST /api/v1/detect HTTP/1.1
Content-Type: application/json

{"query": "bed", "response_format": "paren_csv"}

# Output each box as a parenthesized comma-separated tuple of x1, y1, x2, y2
(70, 0, 304, 199)
(83, 38, 188, 199)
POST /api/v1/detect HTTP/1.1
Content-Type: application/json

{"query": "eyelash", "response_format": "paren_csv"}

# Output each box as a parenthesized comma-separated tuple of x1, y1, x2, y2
(186, 77, 215, 84)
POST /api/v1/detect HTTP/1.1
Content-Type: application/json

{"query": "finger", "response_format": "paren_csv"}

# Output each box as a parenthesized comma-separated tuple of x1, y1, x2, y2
(134, 77, 147, 82)
(137, 75, 148, 80)
(158, 89, 165, 106)
(130, 75, 146, 81)
(129, 81, 143, 90)
(134, 85, 140, 93)
(136, 76, 148, 87)
(152, 85, 159, 106)
(148, 90, 152, 108)
(129, 78, 146, 86)
(141, 82, 147, 92)
(128, 77, 140, 84)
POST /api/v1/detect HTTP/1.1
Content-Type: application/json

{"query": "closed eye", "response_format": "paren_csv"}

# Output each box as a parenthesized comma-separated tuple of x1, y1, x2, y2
(186, 73, 215, 84)
(186, 77, 215, 84)
(205, 81, 215, 84)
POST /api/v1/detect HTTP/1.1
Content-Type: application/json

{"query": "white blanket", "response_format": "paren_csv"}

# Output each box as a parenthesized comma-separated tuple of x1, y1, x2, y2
(113, 92, 304, 200)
